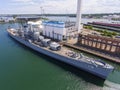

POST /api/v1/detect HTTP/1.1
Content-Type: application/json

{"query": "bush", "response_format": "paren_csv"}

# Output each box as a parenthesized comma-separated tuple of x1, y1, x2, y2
(87, 26, 93, 29)
(84, 25, 93, 30)
(112, 32, 117, 36)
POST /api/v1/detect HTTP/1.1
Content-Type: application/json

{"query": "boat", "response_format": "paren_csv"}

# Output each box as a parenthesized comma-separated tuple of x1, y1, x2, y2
(7, 27, 114, 79)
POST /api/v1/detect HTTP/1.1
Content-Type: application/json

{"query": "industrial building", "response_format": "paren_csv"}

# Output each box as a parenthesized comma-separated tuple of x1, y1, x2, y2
(42, 0, 83, 41)
(42, 21, 77, 41)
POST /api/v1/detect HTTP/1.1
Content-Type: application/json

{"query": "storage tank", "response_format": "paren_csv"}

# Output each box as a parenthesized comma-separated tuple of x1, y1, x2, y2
(49, 42, 61, 51)
(41, 39, 51, 47)
(39, 35, 44, 41)
(33, 32, 40, 41)
(21, 31, 24, 38)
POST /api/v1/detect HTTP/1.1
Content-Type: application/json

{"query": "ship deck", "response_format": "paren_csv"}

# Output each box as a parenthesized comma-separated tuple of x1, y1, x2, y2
(32, 42, 74, 59)
(8, 28, 74, 59)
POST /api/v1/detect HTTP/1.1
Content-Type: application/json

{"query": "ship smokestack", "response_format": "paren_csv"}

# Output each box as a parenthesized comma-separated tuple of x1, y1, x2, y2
(76, 0, 82, 33)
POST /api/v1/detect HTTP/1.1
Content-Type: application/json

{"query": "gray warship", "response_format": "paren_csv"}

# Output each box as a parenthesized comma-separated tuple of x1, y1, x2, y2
(7, 26, 114, 79)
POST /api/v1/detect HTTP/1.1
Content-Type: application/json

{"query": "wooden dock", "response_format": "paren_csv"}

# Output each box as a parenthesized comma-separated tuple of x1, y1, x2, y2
(63, 43, 120, 64)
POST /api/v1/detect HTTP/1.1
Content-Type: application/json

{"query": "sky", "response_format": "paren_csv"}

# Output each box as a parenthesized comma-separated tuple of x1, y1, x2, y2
(0, 0, 120, 14)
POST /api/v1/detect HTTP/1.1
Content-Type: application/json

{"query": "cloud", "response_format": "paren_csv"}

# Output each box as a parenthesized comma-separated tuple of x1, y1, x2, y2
(11, 0, 37, 5)
(0, 0, 120, 14)
(12, 0, 32, 3)
(8, 0, 77, 14)
(82, 0, 120, 14)
(98, 0, 120, 6)
(39, 0, 77, 14)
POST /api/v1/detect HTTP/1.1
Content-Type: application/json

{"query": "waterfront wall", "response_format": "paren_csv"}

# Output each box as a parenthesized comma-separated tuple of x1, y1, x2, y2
(78, 34, 120, 57)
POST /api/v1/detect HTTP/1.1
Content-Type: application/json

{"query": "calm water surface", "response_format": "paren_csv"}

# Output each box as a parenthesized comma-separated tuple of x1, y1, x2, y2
(0, 23, 120, 90)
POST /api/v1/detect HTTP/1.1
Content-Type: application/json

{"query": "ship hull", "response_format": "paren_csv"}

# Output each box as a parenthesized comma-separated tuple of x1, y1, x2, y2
(8, 32, 113, 79)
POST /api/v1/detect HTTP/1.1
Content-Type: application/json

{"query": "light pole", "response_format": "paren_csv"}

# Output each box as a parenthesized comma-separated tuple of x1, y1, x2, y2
(40, 7, 44, 17)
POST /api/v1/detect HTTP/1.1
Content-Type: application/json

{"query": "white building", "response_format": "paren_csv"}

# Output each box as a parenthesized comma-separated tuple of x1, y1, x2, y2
(42, 21, 76, 41)
(0, 16, 15, 22)
(27, 20, 43, 32)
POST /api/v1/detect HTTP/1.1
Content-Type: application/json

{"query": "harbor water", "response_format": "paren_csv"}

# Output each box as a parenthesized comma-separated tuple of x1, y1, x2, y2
(0, 22, 120, 90)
